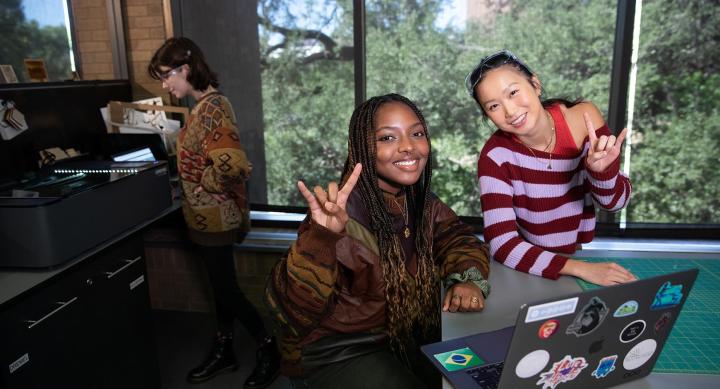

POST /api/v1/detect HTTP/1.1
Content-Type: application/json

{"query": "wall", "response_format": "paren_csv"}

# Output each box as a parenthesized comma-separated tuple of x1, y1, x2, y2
(71, 0, 115, 80)
(71, 0, 168, 100)
(123, 0, 168, 100)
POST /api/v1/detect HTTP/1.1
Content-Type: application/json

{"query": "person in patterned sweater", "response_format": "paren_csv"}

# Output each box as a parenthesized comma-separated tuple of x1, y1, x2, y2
(149, 37, 279, 388)
(266, 94, 490, 388)
(465, 50, 636, 287)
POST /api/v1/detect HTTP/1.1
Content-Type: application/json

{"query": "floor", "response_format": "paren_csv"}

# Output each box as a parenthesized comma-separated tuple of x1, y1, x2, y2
(153, 309, 292, 389)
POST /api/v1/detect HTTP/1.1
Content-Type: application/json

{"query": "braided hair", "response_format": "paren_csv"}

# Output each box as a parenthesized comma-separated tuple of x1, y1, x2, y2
(341, 93, 438, 358)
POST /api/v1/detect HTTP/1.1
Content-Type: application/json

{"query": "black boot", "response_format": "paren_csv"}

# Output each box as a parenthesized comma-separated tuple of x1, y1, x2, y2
(244, 336, 280, 389)
(187, 332, 238, 383)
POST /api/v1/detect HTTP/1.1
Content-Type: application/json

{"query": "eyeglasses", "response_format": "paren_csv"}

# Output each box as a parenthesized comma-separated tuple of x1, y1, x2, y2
(158, 66, 184, 80)
(464, 50, 533, 98)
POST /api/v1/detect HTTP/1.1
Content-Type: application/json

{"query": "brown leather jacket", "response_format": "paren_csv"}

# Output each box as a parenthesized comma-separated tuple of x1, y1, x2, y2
(266, 189, 490, 376)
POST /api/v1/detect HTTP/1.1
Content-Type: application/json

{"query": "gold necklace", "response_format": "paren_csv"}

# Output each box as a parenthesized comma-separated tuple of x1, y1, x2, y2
(390, 197, 411, 238)
(521, 111, 555, 170)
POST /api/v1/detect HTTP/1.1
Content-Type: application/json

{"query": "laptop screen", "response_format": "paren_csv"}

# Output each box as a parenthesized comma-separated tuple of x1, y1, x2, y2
(112, 147, 156, 162)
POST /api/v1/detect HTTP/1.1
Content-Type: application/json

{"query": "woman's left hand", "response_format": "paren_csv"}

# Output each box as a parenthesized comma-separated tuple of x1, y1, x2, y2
(443, 281, 485, 313)
(584, 112, 628, 173)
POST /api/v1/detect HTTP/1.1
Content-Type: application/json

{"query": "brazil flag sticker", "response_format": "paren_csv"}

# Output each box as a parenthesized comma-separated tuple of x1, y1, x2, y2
(433, 347, 484, 372)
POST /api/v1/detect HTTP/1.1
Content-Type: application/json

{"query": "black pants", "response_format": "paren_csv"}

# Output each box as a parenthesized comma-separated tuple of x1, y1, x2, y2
(198, 244, 266, 342)
(290, 347, 440, 389)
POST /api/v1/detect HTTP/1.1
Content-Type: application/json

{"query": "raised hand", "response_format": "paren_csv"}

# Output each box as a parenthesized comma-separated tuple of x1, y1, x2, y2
(297, 163, 362, 233)
(585, 112, 628, 173)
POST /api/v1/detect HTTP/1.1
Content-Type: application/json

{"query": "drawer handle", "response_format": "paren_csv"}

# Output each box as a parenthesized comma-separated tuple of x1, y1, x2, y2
(25, 297, 78, 329)
(104, 256, 142, 279)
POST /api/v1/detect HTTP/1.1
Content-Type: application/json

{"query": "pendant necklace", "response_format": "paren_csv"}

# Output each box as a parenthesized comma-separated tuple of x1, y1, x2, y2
(391, 197, 411, 238)
(521, 111, 555, 170)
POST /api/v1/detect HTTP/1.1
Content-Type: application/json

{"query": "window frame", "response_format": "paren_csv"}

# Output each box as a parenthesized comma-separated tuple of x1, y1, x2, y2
(249, 0, 720, 239)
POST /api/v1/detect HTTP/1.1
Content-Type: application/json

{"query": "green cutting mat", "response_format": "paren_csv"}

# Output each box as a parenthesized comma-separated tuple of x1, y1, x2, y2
(576, 257, 720, 375)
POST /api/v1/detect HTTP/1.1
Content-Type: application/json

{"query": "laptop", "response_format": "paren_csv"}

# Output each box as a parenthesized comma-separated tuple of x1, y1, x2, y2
(421, 268, 698, 389)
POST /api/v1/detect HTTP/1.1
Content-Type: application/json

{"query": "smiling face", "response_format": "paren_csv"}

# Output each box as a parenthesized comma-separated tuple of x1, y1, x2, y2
(158, 64, 192, 99)
(475, 65, 544, 138)
(373, 101, 429, 194)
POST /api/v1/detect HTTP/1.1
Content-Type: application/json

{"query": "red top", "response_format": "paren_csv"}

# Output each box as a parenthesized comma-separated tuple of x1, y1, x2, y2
(548, 104, 581, 156)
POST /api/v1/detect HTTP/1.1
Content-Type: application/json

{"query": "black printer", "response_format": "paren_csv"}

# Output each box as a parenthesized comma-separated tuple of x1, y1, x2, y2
(0, 160, 171, 268)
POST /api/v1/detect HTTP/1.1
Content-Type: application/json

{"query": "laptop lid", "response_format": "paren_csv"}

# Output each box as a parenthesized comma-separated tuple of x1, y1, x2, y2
(421, 268, 698, 389)
(497, 268, 698, 389)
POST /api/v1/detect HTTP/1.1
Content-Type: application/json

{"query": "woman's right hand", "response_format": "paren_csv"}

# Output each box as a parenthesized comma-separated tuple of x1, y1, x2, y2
(562, 258, 637, 286)
(297, 163, 362, 234)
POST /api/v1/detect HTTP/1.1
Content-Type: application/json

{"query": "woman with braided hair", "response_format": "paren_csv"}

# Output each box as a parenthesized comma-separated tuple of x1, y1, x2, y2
(266, 93, 490, 388)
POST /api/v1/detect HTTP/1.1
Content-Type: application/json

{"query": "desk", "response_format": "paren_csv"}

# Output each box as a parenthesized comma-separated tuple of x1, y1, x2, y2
(441, 259, 720, 388)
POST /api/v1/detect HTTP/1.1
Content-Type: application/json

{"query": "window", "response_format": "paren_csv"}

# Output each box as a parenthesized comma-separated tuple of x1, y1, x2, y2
(258, 0, 354, 206)
(157, 1, 720, 234)
(365, 0, 617, 216)
(623, 0, 720, 225)
(0, 0, 76, 82)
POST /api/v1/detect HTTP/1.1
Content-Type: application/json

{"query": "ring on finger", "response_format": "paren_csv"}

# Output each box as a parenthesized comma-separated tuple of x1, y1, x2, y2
(452, 294, 460, 300)
(471, 296, 479, 304)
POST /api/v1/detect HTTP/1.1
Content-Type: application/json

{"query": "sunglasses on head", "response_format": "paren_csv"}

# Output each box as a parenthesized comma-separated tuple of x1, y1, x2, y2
(464, 50, 533, 98)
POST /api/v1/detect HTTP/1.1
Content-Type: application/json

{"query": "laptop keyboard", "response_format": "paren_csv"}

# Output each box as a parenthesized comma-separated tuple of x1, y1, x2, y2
(466, 361, 504, 389)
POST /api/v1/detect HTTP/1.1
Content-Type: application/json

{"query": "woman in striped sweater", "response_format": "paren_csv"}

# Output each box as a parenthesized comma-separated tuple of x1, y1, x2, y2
(466, 50, 636, 286)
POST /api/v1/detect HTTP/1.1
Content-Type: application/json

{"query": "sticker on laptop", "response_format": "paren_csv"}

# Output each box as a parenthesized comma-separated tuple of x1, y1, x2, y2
(591, 355, 618, 379)
(620, 320, 646, 343)
(433, 347, 484, 372)
(566, 297, 608, 337)
(613, 300, 638, 317)
(515, 349, 550, 379)
(650, 281, 684, 310)
(623, 339, 657, 370)
(536, 355, 588, 389)
(654, 312, 672, 332)
(525, 297, 579, 323)
(538, 320, 560, 339)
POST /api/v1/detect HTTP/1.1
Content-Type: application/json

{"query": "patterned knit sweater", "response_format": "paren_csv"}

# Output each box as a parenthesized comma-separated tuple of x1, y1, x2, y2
(477, 105, 631, 279)
(177, 92, 251, 246)
(265, 190, 490, 376)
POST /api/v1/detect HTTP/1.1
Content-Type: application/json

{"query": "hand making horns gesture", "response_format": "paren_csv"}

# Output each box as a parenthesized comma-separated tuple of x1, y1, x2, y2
(585, 112, 628, 173)
(297, 163, 362, 234)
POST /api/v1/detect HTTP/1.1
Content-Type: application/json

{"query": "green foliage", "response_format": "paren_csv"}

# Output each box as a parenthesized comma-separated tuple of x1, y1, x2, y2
(626, 0, 720, 223)
(260, 0, 719, 224)
(0, 0, 72, 82)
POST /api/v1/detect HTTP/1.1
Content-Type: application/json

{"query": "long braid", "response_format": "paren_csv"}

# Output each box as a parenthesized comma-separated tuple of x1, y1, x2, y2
(341, 94, 439, 358)
(403, 99, 439, 341)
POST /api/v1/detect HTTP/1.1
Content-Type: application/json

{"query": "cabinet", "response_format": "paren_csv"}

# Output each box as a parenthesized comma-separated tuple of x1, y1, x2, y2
(0, 234, 159, 389)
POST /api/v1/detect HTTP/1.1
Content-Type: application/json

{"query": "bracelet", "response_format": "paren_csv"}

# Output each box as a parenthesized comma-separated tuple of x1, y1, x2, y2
(445, 266, 491, 298)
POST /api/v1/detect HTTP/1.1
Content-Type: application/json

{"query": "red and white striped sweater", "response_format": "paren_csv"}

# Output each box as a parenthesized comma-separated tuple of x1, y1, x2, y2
(477, 107, 631, 279)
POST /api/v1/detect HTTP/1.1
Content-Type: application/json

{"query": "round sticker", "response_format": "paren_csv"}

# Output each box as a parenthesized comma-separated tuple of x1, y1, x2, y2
(538, 320, 559, 339)
(623, 339, 657, 370)
(620, 320, 646, 343)
(515, 349, 550, 379)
